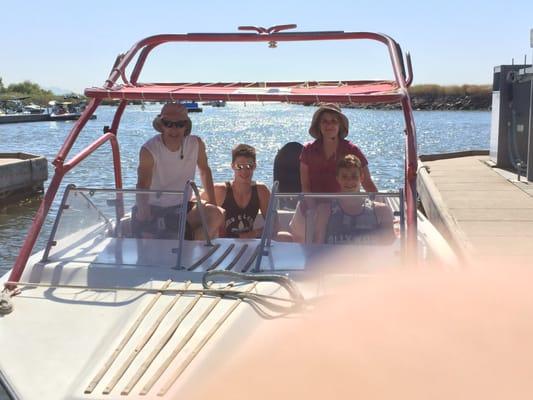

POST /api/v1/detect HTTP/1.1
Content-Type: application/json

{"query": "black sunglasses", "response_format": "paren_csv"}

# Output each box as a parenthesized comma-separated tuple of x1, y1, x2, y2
(161, 119, 188, 128)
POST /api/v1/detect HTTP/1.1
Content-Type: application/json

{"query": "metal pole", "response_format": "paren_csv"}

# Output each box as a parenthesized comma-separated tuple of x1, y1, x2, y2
(398, 188, 406, 261)
(175, 184, 191, 270)
(528, 77, 533, 181)
(188, 181, 212, 246)
(7, 169, 65, 286)
(265, 181, 279, 248)
(40, 184, 75, 262)
(254, 181, 279, 272)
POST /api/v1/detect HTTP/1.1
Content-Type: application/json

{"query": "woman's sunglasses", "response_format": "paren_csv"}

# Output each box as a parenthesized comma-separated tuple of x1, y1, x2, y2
(161, 119, 188, 128)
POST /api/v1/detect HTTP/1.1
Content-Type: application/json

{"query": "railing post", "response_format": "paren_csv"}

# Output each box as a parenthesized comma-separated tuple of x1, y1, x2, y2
(7, 168, 66, 287)
(398, 188, 406, 263)
(188, 181, 212, 247)
(254, 181, 279, 272)
(41, 184, 75, 262)
(175, 184, 192, 270)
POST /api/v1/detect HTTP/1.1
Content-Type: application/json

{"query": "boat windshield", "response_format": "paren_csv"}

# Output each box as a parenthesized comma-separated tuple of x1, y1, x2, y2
(36, 185, 405, 273)
(41, 186, 189, 268)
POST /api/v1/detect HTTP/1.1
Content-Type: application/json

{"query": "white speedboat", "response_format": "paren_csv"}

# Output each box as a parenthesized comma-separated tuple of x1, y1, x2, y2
(0, 25, 457, 399)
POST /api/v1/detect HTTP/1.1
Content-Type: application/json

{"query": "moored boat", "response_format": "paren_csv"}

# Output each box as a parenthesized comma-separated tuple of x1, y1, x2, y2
(202, 100, 226, 107)
(0, 100, 97, 124)
(179, 100, 203, 112)
(0, 98, 47, 124)
(48, 100, 97, 121)
(0, 25, 458, 399)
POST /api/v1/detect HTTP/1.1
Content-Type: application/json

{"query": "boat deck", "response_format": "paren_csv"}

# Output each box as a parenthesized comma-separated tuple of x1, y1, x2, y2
(417, 151, 533, 266)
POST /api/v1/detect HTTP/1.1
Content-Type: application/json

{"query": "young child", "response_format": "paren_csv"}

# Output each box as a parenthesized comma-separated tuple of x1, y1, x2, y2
(314, 154, 395, 244)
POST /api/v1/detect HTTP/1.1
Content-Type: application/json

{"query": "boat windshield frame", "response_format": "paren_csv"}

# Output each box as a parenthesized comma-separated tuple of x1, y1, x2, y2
(31, 183, 406, 274)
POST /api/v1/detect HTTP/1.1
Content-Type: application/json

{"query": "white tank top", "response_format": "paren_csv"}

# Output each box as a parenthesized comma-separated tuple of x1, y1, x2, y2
(143, 134, 199, 206)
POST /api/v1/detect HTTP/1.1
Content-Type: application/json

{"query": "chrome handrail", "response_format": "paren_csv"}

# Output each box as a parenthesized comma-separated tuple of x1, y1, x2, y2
(174, 183, 192, 270)
(188, 181, 212, 247)
(41, 184, 76, 262)
(254, 181, 279, 272)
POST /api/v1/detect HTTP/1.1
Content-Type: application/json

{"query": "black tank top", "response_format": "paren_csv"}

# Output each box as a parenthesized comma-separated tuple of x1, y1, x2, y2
(221, 181, 260, 238)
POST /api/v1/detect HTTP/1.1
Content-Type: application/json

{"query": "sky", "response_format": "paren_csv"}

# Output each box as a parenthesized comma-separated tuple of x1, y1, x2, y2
(2, 0, 533, 94)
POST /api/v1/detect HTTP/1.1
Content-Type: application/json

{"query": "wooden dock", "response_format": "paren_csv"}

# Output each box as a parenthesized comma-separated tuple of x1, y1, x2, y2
(0, 153, 48, 204)
(418, 151, 533, 266)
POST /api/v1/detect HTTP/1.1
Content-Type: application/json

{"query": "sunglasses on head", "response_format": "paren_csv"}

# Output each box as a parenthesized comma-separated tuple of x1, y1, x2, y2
(161, 119, 188, 128)
(233, 163, 255, 170)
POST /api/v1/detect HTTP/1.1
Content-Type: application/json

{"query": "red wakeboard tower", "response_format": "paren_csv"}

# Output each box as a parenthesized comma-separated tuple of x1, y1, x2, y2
(8, 24, 418, 286)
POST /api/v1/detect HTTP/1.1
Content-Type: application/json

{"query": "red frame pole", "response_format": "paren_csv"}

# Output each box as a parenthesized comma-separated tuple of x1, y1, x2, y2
(401, 95, 418, 261)
(7, 133, 121, 286)
(54, 99, 101, 166)
(7, 171, 64, 286)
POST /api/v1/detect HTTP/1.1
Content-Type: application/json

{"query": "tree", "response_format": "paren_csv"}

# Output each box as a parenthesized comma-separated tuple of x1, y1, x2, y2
(0, 77, 4, 93)
(7, 80, 53, 96)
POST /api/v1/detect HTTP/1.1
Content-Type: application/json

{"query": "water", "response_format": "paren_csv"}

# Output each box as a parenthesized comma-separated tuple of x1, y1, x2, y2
(0, 103, 490, 273)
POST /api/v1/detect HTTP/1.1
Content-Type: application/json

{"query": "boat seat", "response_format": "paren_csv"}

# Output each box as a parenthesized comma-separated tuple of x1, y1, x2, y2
(273, 142, 302, 209)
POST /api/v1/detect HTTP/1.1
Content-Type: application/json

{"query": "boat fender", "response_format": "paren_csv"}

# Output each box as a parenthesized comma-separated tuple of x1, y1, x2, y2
(0, 289, 14, 315)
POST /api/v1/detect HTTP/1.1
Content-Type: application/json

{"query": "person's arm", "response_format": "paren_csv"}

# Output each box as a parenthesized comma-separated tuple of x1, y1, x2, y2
(300, 161, 311, 193)
(299, 161, 317, 211)
(361, 165, 378, 193)
(136, 147, 154, 220)
(201, 182, 226, 206)
(313, 202, 331, 244)
(196, 138, 216, 205)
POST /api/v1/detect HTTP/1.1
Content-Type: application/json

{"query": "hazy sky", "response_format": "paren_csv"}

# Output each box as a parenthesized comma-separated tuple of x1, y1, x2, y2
(2, 0, 532, 93)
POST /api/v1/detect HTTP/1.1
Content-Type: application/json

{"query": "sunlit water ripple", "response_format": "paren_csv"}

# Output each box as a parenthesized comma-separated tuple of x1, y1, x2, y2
(0, 103, 490, 272)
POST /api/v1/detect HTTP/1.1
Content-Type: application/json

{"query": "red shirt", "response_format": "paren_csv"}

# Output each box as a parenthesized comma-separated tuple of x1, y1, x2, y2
(300, 139, 368, 193)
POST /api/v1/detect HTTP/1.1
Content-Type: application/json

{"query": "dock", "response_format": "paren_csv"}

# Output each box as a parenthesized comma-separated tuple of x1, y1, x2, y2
(0, 114, 49, 124)
(418, 151, 533, 266)
(0, 113, 96, 124)
(0, 153, 48, 203)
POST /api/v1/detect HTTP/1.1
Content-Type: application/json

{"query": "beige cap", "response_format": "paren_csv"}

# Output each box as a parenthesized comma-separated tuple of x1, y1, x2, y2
(152, 103, 192, 136)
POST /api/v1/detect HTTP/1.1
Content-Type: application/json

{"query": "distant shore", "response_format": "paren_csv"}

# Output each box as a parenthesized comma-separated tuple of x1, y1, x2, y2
(338, 84, 492, 111)
(2, 79, 492, 111)
(347, 92, 491, 111)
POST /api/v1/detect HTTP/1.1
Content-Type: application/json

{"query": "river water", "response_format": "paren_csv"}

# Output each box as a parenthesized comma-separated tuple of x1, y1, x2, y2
(0, 103, 490, 273)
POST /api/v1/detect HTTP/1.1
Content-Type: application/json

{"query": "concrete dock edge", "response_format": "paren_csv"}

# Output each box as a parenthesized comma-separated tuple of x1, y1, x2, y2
(0, 153, 48, 204)
(417, 150, 490, 265)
